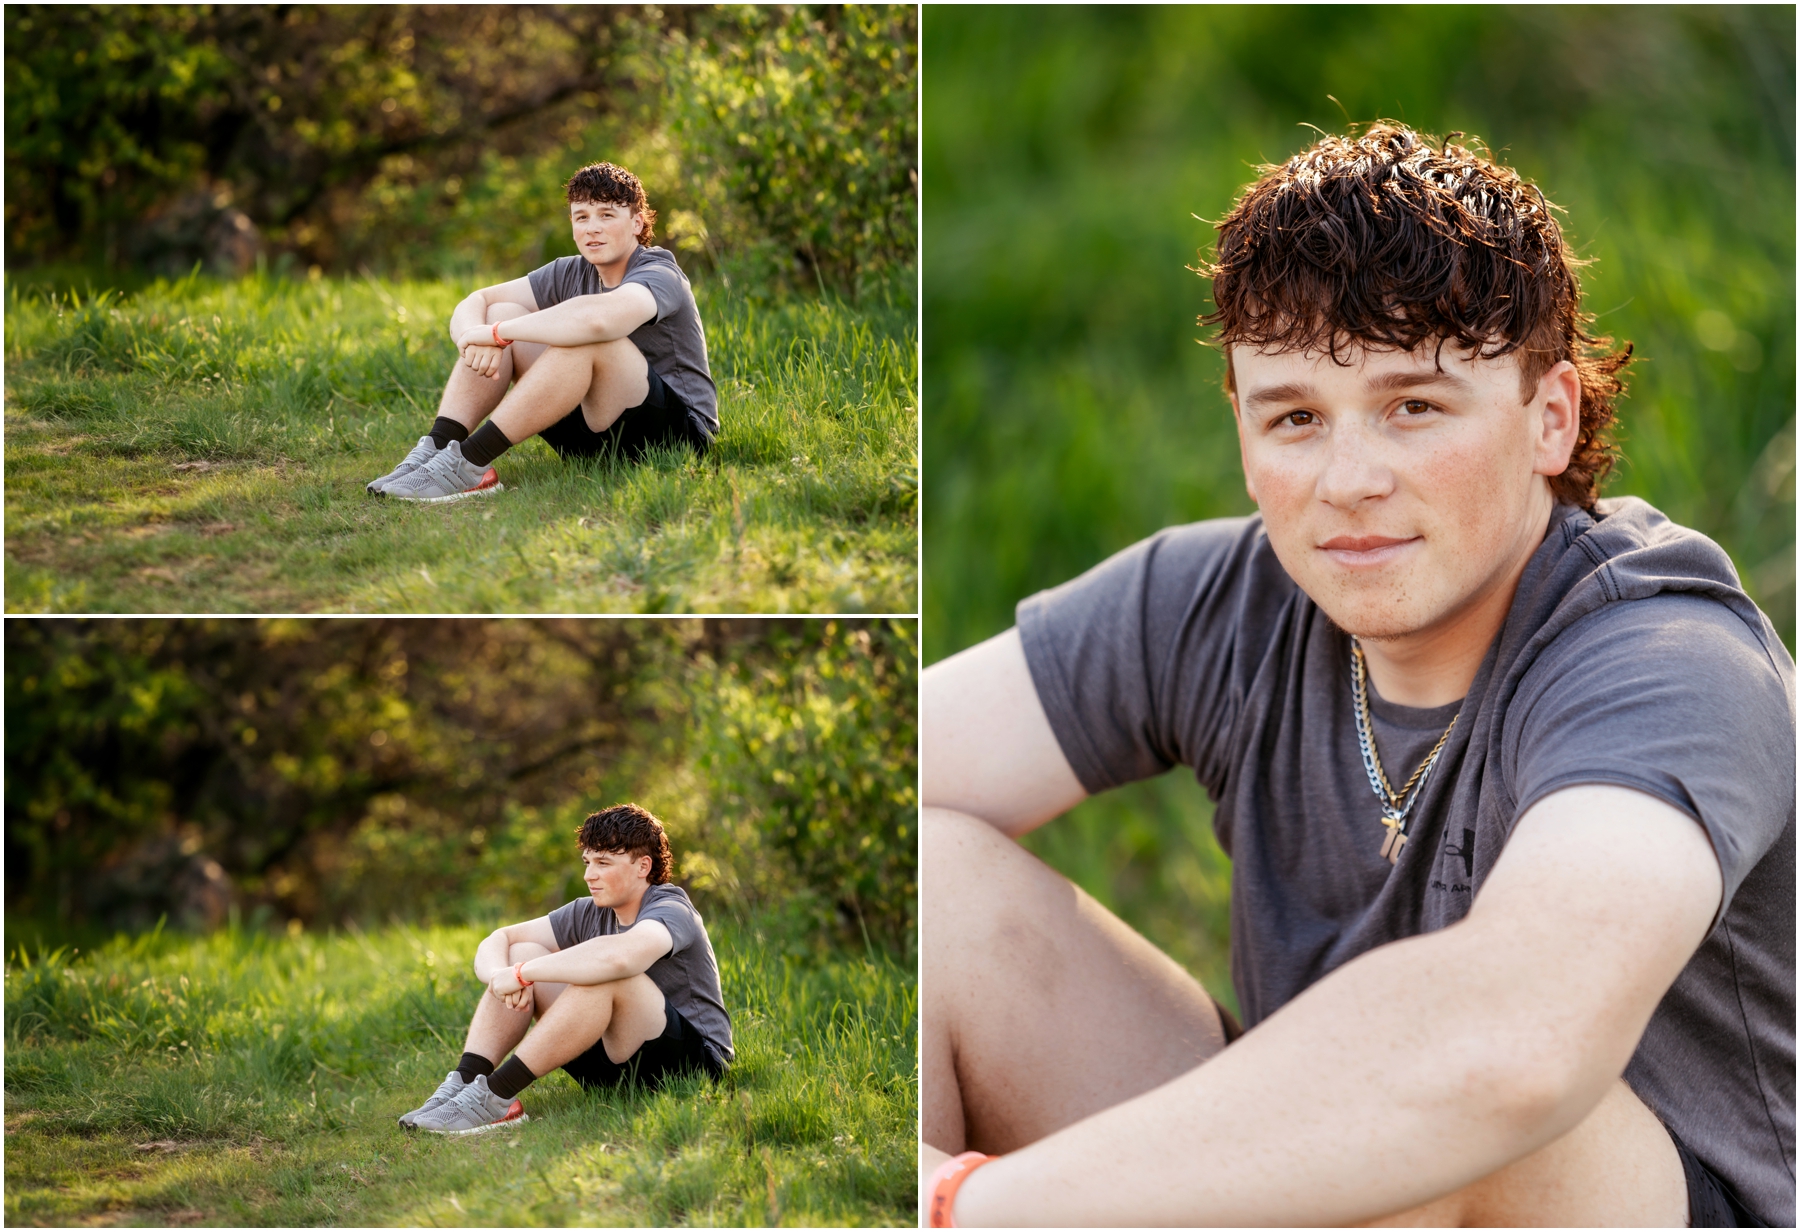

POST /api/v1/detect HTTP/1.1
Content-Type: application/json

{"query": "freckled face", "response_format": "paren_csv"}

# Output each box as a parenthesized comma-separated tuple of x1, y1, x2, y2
(1230, 342, 1572, 643)
(581, 848, 651, 908)
(570, 199, 643, 266)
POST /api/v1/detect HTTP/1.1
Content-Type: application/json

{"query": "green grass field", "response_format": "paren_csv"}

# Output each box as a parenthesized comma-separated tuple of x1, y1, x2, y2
(4, 273, 917, 614)
(3, 920, 916, 1226)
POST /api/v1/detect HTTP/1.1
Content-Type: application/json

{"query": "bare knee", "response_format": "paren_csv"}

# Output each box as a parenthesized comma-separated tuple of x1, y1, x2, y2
(552, 972, 659, 1007)
(485, 300, 529, 325)
(507, 940, 552, 965)
(610, 972, 663, 1011)
(923, 809, 1061, 936)
(548, 336, 642, 372)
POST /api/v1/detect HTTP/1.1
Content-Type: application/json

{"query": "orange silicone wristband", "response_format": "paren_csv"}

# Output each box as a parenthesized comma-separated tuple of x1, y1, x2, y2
(513, 961, 533, 988)
(491, 322, 512, 347)
(927, 1151, 994, 1228)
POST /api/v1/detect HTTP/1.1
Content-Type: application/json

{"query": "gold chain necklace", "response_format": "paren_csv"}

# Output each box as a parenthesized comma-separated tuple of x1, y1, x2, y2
(1350, 639, 1460, 865)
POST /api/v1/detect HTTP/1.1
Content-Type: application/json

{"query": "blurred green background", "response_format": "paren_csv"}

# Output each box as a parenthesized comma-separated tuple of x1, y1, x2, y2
(923, 5, 1795, 1008)
(6, 618, 916, 955)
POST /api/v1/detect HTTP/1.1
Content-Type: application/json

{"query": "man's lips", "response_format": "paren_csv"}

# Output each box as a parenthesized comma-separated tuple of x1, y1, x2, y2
(1318, 534, 1420, 567)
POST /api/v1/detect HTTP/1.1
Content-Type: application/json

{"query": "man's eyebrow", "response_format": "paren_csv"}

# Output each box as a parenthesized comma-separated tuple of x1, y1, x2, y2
(1240, 368, 1475, 412)
(1240, 380, 1319, 412)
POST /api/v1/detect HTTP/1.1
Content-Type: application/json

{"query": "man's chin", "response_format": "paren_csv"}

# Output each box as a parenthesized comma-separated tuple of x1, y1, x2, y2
(1314, 596, 1443, 644)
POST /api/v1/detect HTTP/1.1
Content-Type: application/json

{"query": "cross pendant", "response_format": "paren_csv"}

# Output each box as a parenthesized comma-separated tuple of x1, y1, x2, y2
(1379, 815, 1407, 864)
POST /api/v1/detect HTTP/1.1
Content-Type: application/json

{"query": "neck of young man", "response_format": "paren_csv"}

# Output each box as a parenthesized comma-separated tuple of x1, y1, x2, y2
(1355, 496, 1556, 709)
(593, 241, 639, 290)
(611, 883, 650, 928)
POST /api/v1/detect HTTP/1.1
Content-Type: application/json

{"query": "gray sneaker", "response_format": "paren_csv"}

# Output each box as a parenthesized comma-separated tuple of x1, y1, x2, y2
(383, 439, 503, 503)
(366, 435, 441, 495)
(410, 1073, 528, 1135)
(397, 1070, 465, 1128)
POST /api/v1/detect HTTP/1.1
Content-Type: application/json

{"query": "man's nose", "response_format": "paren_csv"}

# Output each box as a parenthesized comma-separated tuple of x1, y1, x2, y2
(1315, 421, 1396, 509)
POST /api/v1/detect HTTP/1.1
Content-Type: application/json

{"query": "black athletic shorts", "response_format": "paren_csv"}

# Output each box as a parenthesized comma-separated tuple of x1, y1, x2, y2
(1670, 1129, 1770, 1227)
(537, 365, 710, 463)
(560, 1001, 723, 1093)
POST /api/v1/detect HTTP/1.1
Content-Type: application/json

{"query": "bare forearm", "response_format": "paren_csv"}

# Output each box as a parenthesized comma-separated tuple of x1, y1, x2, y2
(518, 936, 645, 987)
(957, 926, 1594, 1226)
(495, 295, 644, 348)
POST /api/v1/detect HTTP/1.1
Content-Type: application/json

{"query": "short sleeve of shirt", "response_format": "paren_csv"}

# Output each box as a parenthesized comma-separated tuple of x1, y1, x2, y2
(1506, 592, 1795, 916)
(636, 887, 700, 955)
(621, 259, 683, 323)
(547, 897, 600, 950)
(1015, 516, 1295, 798)
(527, 257, 588, 312)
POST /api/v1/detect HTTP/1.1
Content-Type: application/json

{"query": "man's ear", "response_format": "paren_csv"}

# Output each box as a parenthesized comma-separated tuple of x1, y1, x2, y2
(636, 853, 653, 880)
(1530, 359, 1582, 480)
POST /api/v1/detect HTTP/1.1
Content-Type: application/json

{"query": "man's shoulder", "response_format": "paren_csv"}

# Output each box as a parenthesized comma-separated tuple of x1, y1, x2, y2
(642, 883, 701, 920)
(630, 244, 685, 272)
(548, 896, 610, 944)
(1578, 497, 1745, 591)
(626, 246, 694, 297)
(1529, 498, 1784, 666)
(527, 256, 597, 304)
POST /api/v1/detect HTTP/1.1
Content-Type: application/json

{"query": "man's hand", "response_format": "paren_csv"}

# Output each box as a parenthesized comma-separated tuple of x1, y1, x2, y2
(456, 327, 508, 380)
(488, 967, 533, 1012)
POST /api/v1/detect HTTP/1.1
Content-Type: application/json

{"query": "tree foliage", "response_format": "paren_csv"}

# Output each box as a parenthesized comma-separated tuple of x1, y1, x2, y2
(4, 4, 917, 296)
(669, 6, 918, 297)
(5, 618, 916, 951)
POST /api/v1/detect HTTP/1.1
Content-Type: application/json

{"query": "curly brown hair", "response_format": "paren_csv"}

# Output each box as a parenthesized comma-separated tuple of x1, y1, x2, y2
(564, 161, 657, 247)
(574, 803, 672, 885)
(1200, 123, 1631, 509)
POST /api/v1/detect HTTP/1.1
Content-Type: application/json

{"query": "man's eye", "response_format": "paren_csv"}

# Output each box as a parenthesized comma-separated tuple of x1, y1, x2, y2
(1400, 398, 1435, 416)
(1282, 410, 1316, 427)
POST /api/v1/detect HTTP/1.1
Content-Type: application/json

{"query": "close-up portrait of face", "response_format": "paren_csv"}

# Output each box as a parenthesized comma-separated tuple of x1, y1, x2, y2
(919, 8, 1791, 1228)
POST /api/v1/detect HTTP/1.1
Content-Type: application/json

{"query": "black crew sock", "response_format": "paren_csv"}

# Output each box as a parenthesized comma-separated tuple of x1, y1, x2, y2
(429, 416, 469, 450)
(461, 420, 513, 468)
(487, 1054, 537, 1101)
(454, 1051, 494, 1084)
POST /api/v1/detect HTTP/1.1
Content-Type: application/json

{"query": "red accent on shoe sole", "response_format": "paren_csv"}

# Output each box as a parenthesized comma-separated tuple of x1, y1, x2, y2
(504, 1100, 524, 1121)
(473, 468, 499, 492)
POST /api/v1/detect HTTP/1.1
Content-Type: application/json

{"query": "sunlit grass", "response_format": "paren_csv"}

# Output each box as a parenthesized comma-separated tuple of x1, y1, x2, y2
(4, 919, 916, 1226)
(4, 272, 917, 614)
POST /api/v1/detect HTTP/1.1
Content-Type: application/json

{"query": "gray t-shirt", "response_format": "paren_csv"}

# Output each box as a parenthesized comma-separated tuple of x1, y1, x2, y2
(547, 883, 733, 1066)
(1017, 497, 1795, 1224)
(528, 246, 719, 436)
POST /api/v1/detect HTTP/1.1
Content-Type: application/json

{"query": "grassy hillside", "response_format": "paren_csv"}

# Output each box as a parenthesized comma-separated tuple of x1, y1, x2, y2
(4, 919, 916, 1226)
(5, 273, 917, 614)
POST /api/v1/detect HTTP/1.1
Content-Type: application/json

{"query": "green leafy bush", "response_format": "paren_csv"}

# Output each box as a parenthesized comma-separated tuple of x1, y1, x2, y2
(668, 6, 919, 297)
(4, 5, 917, 293)
(5, 619, 917, 951)
(689, 620, 918, 949)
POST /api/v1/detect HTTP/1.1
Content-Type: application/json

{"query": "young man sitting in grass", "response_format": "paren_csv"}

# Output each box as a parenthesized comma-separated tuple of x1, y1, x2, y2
(400, 803, 732, 1134)
(368, 162, 719, 503)
(921, 125, 1794, 1227)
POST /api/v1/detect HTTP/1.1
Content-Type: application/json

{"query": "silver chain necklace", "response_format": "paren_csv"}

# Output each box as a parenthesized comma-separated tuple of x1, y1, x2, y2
(1350, 639, 1460, 865)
